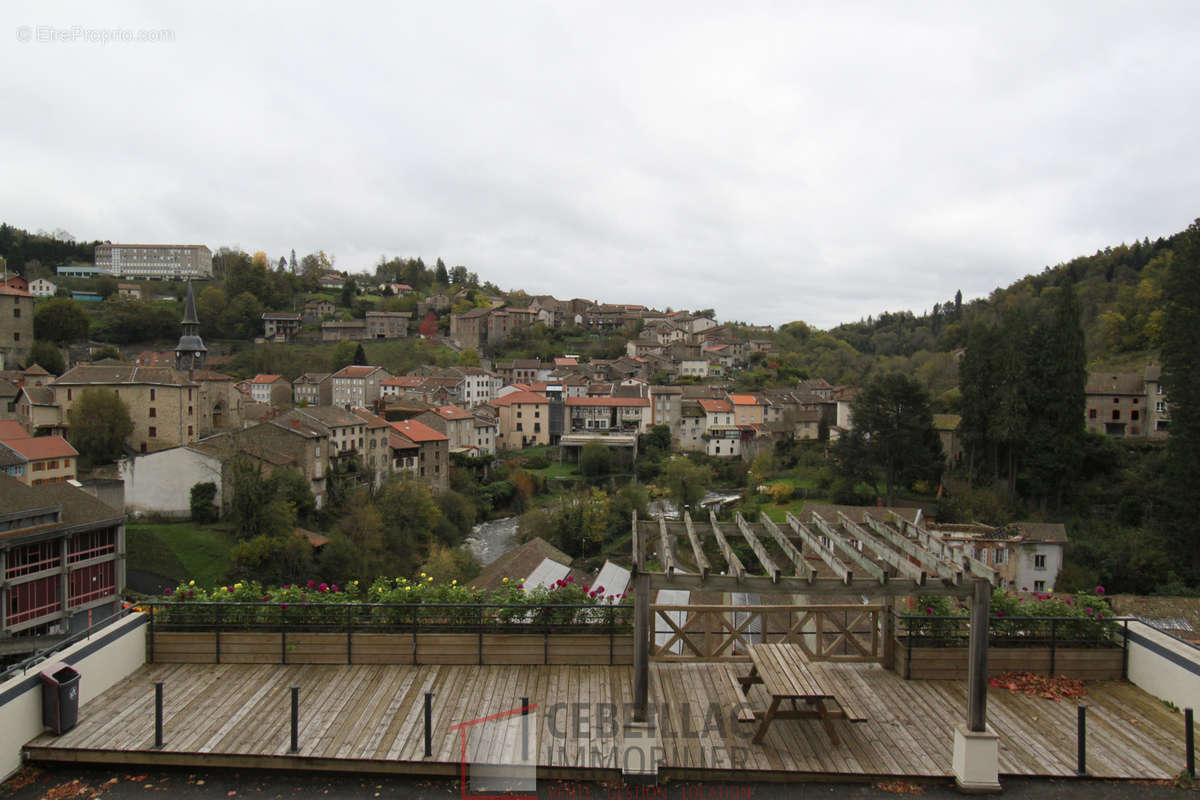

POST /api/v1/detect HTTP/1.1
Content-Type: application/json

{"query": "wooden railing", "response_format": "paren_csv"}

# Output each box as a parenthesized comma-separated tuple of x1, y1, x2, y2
(650, 604, 885, 663)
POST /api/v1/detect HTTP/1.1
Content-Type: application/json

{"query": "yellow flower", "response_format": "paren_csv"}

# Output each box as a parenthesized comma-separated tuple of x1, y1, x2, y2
(234, 582, 243, 590)
(427, 576, 433, 583)
(502, 577, 509, 584)
(451, 580, 457, 586)
(188, 580, 195, 587)
(420, 572, 427, 578)
(404, 586, 411, 592)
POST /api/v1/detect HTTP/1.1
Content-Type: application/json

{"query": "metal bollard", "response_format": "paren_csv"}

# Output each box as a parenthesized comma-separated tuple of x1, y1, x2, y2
(153, 681, 164, 750)
(424, 692, 433, 758)
(1076, 704, 1087, 775)
(1187, 708, 1195, 779)
(289, 686, 300, 754)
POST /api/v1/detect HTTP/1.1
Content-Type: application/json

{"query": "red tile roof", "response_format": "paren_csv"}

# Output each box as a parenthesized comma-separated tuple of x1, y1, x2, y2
(729, 394, 764, 406)
(389, 419, 449, 443)
(432, 405, 474, 420)
(0, 421, 31, 440)
(3, 435, 78, 460)
(332, 365, 385, 379)
(698, 398, 733, 413)
(252, 374, 284, 384)
(382, 376, 423, 387)
(491, 390, 550, 406)
(0, 286, 32, 298)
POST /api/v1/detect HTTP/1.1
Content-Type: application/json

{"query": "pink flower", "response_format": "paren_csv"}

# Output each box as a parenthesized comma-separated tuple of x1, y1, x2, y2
(280, 603, 288, 610)
(583, 585, 591, 593)
(925, 607, 933, 614)
(996, 610, 1005, 617)
(1065, 597, 1073, 605)
(1021, 586, 1028, 592)
(318, 583, 329, 593)
(331, 584, 339, 593)
(566, 576, 575, 583)
(283, 584, 292, 590)
(1085, 607, 1093, 615)
(163, 588, 173, 596)
(596, 586, 605, 594)
(307, 580, 315, 588)
(1095, 585, 1105, 595)
(261, 595, 270, 601)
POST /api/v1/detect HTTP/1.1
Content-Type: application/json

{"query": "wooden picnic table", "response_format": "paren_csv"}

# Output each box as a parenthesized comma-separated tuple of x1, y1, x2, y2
(732, 643, 868, 745)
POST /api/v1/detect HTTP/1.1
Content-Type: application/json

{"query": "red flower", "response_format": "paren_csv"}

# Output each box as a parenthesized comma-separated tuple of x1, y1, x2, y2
(280, 603, 288, 610)
(566, 576, 575, 583)
(307, 580, 316, 588)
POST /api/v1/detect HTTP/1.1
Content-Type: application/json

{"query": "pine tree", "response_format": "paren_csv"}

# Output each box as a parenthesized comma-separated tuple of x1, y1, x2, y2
(1161, 219, 1200, 571)
(1023, 282, 1087, 509)
(434, 258, 449, 285)
(289, 249, 298, 273)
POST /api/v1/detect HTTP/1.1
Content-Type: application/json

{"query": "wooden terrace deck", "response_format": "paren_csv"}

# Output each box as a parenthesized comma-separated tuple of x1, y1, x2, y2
(25, 662, 1188, 782)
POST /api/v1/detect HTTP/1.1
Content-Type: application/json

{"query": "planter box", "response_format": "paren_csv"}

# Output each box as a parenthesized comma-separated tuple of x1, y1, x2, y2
(150, 631, 633, 666)
(892, 639, 1125, 680)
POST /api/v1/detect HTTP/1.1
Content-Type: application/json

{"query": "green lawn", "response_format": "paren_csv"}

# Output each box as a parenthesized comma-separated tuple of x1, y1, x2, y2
(126, 522, 233, 587)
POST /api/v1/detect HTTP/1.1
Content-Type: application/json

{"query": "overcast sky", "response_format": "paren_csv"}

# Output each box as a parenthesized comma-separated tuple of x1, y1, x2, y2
(3, 2, 1198, 328)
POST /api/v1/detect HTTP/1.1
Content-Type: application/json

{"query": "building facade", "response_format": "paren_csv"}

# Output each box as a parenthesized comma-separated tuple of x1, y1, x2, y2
(0, 477, 126, 651)
(0, 285, 34, 368)
(94, 244, 213, 279)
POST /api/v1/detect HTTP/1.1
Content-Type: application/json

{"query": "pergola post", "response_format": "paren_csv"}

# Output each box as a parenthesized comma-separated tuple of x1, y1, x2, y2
(633, 572, 650, 722)
(953, 577, 1001, 792)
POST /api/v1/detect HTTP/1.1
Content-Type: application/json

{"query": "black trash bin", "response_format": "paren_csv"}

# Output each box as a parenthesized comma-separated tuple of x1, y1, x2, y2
(40, 663, 81, 735)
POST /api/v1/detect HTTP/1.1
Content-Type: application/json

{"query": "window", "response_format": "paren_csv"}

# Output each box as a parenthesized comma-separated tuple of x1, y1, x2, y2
(12, 332, 18, 341)
(148, 427, 157, 438)
(1033, 580, 1045, 593)
(187, 425, 193, 436)
(1034, 554, 1046, 570)
(516, 423, 523, 432)
(149, 408, 156, 418)
(1132, 397, 1139, 405)
(1131, 410, 1139, 421)
(1156, 401, 1166, 412)
(993, 549, 1007, 565)
(1088, 409, 1097, 419)
(188, 406, 193, 415)
(12, 307, 19, 318)
(1112, 409, 1120, 420)
(534, 423, 541, 433)
(1157, 384, 1164, 395)
(1113, 398, 1119, 404)
(67, 389, 72, 401)
(150, 389, 156, 401)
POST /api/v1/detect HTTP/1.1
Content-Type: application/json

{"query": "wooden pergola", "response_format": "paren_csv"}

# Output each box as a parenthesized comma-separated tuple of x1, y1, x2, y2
(630, 507, 999, 736)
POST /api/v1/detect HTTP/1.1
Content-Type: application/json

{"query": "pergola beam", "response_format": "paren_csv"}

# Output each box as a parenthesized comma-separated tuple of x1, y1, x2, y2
(862, 512, 961, 585)
(888, 509, 951, 559)
(838, 511, 928, 587)
(708, 510, 746, 582)
(647, 571, 973, 596)
(785, 512, 851, 584)
(681, 512, 711, 581)
(734, 512, 780, 583)
(759, 513, 817, 582)
(809, 511, 888, 585)
(658, 515, 676, 578)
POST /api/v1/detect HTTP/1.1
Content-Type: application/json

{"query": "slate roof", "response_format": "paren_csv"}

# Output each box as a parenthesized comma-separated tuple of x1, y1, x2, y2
(54, 364, 196, 387)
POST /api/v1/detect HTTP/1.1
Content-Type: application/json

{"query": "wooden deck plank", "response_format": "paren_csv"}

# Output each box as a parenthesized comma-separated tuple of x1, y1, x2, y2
(23, 661, 1186, 782)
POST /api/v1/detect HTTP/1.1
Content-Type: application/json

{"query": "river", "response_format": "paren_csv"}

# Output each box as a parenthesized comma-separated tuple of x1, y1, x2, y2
(464, 516, 520, 565)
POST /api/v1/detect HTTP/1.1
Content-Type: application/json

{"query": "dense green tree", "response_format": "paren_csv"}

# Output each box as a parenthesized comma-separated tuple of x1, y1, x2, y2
(226, 457, 299, 540)
(33, 298, 90, 343)
(579, 442, 612, 476)
(92, 298, 178, 344)
(1161, 219, 1200, 571)
(434, 258, 449, 285)
(330, 340, 361, 372)
(1023, 282, 1087, 509)
(66, 388, 134, 465)
(190, 482, 219, 523)
(660, 457, 714, 514)
(89, 345, 122, 362)
(28, 341, 64, 374)
(353, 342, 368, 365)
(645, 424, 672, 452)
(834, 372, 942, 506)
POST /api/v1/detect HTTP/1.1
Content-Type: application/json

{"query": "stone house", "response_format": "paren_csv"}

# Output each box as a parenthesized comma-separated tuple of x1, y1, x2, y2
(365, 311, 410, 339)
(293, 373, 332, 407)
(0, 284, 34, 368)
(249, 374, 292, 406)
(330, 365, 391, 409)
(50, 364, 201, 454)
(490, 390, 550, 450)
(388, 419, 449, 491)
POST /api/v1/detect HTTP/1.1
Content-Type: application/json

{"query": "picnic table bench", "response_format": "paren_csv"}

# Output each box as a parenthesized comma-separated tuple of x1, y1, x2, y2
(731, 643, 868, 745)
